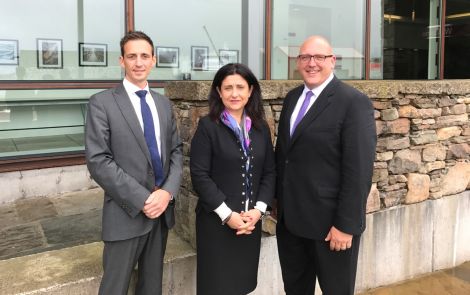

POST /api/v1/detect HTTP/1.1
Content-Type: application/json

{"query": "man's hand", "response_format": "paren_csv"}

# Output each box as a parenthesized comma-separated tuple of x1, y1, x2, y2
(324, 226, 353, 251)
(142, 189, 171, 219)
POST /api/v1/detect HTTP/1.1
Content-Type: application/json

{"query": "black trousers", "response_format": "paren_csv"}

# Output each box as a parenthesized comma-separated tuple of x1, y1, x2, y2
(99, 219, 168, 295)
(277, 221, 361, 295)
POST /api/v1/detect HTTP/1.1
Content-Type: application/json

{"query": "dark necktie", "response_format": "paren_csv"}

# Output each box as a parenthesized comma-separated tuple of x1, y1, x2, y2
(135, 90, 164, 186)
(291, 90, 313, 136)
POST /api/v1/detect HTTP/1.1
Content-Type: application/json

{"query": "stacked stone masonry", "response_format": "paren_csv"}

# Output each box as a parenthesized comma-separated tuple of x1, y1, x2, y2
(165, 80, 470, 247)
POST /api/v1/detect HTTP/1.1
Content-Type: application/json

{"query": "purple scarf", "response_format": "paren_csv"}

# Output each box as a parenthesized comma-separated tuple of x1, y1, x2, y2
(220, 110, 252, 155)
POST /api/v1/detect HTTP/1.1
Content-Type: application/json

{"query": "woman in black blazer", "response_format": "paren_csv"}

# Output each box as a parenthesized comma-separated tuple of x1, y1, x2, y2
(190, 63, 275, 295)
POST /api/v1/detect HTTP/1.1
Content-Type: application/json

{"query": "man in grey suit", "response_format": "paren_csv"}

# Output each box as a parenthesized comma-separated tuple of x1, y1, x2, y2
(85, 31, 183, 295)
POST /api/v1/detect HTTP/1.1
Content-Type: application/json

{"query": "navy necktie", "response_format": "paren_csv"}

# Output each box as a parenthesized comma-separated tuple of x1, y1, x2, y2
(135, 90, 164, 186)
(291, 90, 313, 136)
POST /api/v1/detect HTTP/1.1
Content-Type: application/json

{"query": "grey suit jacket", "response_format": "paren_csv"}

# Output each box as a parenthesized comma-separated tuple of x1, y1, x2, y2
(85, 82, 183, 241)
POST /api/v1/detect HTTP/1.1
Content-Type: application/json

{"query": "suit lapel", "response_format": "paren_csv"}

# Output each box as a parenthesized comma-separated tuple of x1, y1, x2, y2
(289, 77, 339, 145)
(282, 86, 303, 144)
(113, 83, 153, 166)
(151, 90, 168, 166)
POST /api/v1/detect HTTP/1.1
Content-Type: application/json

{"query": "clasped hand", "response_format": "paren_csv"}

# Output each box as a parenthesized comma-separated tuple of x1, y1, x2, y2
(142, 189, 171, 219)
(226, 209, 262, 235)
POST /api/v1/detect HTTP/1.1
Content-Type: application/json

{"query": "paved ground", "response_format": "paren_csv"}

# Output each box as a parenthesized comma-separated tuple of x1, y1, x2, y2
(358, 261, 470, 294)
(0, 189, 469, 294)
(0, 188, 102, 260)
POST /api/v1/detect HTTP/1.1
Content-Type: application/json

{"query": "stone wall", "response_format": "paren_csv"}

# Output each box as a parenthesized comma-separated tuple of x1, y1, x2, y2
(166, 80, 470, 248)
(0, 79, 468, 293)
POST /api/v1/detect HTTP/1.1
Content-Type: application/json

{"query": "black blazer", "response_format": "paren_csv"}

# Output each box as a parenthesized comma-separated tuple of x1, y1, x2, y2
(275, 77, 376, 240)
(190, 116, 275, 214)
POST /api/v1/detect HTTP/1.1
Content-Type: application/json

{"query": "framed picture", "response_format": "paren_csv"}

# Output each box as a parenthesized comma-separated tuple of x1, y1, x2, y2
(156, 46, 179, 68)
(219, 49, 239, 66)
(191, 46, 208, 71)
(0, 39, 19, 65)
(79, 43, 107, 67)
(37, 38, 63, 69)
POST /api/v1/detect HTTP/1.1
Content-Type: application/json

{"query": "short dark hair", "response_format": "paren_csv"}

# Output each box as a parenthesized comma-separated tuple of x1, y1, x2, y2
(208, 63, 266, 129)
(120, 31, 154, 57)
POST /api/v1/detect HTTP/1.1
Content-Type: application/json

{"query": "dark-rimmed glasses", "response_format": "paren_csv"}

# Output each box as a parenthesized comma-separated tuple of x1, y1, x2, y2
(297, 54, 333, 63)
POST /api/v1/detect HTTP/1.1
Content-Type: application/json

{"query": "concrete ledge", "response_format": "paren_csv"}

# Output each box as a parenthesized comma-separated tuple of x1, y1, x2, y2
(0, 232, 195, 295)
(0, 232, 286, 295)
(0, 165, 97, 204)
(0, 242, 102, 295)
(1, 188, 468, 294)
(356, 190, 470, 291)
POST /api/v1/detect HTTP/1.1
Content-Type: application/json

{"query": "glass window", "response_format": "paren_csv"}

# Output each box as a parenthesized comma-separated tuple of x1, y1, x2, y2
(0, 0, 125, 81)
(134, 0, 265, 80)
(371, 0, 441, 79)
(0, 89, 105, 158)
(444, 0, 470, 78)
(271, 0, 365, 80)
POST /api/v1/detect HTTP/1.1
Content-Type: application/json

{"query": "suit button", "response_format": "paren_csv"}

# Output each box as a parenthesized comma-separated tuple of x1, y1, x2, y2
(285, 160, 289, 164)
(149, 170, 154, 175)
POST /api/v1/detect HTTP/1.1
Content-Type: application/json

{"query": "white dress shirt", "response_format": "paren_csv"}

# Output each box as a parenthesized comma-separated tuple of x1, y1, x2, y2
(289, 73, 334, 134)
(123, 78, 162, 157)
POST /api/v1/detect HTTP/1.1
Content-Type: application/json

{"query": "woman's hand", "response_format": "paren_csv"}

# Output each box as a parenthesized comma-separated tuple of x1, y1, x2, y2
(239, 209, 262, 233)
(226, 212, 256, 235)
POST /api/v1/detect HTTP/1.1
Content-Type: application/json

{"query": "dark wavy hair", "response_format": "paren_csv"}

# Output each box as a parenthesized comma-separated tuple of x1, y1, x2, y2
(208, 63, 266, 129)
(120, 31, 154, 57)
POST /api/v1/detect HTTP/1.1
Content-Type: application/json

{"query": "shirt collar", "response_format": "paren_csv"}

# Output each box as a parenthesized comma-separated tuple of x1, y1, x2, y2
(123, 78, 150, 96)
(302, 73, 334, 98)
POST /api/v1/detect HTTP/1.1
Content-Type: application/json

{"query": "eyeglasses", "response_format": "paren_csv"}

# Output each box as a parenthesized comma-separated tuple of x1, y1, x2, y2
(297, 54, 333, 63)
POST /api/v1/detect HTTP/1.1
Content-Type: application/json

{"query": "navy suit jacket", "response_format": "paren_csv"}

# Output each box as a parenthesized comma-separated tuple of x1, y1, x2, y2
(275, 77, 376, 240)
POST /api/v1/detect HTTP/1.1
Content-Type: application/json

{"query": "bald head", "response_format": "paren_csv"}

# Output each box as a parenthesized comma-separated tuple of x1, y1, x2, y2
(300, 36, 333, 55)
(297, 35, 336, 89)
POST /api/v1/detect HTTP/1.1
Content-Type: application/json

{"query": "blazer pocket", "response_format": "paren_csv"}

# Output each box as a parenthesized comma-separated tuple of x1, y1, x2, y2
(317, 186, 339, 198)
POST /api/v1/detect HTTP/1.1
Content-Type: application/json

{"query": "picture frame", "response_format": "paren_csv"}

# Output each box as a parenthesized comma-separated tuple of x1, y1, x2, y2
(156, 46, 179, 68)
(79, 43, 107, 67)
(0, 39, 19, 65)
(37, 38, 63, 69)
(219, 49, 239, 66)
(191, 46, 208, 71)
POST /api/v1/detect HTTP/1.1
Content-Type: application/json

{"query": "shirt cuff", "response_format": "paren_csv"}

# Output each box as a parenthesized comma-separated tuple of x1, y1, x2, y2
(254, 201, 267, 214)
(214, 202, 232, 222)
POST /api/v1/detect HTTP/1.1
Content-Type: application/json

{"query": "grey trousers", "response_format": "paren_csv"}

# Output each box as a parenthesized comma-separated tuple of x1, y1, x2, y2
(99, 219, 168, 295)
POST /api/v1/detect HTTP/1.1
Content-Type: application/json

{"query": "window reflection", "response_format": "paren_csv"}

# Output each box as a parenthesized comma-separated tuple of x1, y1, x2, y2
(444, 0, 470, 78)
(135, 0, 265, 80)
(272, 0, 365, 80)
(371, 0, 441, 79)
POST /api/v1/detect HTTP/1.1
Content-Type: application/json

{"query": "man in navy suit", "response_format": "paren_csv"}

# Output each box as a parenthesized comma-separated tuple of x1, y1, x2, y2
(275, 36, 376, 294)
(86, 31, 182, 295)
